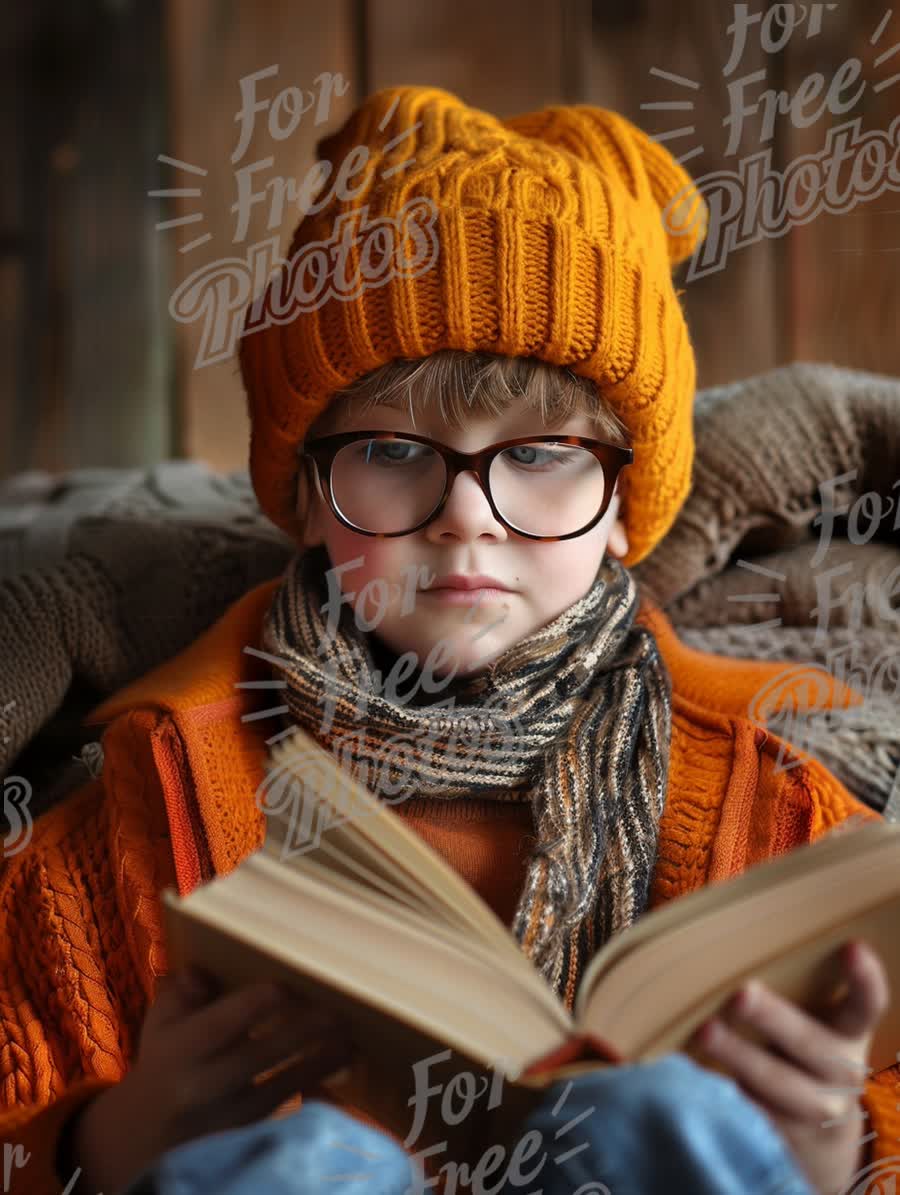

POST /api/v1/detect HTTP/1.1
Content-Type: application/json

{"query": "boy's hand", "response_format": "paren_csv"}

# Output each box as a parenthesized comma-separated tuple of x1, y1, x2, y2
(71, 967, 356, 1193)
(689, 939, 891, 1195)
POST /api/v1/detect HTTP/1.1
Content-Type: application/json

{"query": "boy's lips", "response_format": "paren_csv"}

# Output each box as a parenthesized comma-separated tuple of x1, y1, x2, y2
(422, 587, 510, 605)
(423, 574, 511, 591)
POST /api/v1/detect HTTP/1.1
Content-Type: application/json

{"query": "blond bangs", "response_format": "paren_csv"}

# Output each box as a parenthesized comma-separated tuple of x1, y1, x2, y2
(331, 351, 630, 445)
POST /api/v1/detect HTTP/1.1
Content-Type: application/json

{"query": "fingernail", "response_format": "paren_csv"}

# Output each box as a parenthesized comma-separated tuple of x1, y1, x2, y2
(735, 981, 758, 1014)
(696, 1018, 719, 1049)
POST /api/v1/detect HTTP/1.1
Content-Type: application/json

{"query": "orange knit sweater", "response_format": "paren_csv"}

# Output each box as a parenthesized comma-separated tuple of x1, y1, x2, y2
(1, 578, 898, 1194)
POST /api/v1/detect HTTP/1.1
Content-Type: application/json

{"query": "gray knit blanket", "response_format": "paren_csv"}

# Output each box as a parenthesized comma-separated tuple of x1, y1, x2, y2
(2, 362, 899, 826)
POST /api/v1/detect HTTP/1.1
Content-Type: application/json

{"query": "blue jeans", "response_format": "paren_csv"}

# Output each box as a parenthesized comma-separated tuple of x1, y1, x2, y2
(120, 1054, 816, 1195)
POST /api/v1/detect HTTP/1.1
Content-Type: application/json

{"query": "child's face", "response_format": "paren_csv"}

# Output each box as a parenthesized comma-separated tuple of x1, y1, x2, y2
(301, 400, 629, 680)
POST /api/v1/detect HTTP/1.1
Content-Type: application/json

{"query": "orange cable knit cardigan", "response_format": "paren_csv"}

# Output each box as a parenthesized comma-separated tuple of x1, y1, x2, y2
(1, 578, 898, 1194)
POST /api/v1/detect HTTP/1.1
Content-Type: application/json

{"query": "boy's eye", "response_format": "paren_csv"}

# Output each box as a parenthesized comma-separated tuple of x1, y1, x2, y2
(502, 444, 577, 469)
(359, 440, 433, 466)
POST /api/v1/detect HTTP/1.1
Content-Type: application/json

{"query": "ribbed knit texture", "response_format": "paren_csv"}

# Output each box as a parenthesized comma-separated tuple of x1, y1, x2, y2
(238, 85, 709, 566)
(679, 621, 900, 822)
(262, 547, 671, 999)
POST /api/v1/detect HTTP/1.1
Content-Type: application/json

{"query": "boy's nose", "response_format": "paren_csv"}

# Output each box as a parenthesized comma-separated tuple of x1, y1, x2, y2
(424, 470, 507, 542)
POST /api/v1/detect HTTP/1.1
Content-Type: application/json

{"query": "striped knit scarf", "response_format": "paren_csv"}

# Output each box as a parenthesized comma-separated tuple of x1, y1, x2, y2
(262, 546, 672, 1008)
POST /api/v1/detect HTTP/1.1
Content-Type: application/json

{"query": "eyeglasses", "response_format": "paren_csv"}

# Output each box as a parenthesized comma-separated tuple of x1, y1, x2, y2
(298, 431, 633, 541)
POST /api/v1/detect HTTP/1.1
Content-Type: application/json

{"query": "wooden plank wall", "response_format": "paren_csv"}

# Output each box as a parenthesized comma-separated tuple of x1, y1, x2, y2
(164, 0, 358, 471)
(2, 0, 171, 480)
(783, 0, 900, 368)
(3, 0, 899, 480)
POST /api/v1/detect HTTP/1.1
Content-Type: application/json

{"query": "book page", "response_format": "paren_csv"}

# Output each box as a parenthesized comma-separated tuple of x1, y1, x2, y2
(575, 821, 894, 1017)
(262, 731, 567, 1022)
(575, 825, 899, 1069)
(266, 731, 520, 948)
(166, 851, 573, 1073)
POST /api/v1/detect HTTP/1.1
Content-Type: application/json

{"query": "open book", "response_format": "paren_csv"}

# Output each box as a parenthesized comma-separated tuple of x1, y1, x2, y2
(161, 726, 900, 1148)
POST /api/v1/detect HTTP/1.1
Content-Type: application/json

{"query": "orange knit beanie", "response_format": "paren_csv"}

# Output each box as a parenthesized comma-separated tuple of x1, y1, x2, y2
(238, 84, 708, 566)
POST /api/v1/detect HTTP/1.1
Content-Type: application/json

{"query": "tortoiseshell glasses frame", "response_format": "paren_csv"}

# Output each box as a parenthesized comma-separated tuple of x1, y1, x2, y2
(297, 431, 634, 541)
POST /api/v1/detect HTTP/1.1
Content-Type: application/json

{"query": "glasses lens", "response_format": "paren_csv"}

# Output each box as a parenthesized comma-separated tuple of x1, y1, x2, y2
(328, 438, 608, 536)
(490, 443, 607, 536)
(330, 438, 446, 532)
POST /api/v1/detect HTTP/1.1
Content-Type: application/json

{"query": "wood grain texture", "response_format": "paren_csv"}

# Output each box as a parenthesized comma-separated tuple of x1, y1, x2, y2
(0, 6, 26, 479)
(2, 0, 171, 480)
(366, 0, 567, 113)
(782, 0, 900, 374)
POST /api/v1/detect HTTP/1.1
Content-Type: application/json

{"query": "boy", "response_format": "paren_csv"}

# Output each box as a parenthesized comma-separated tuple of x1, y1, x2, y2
(0, 85, 896, 1195)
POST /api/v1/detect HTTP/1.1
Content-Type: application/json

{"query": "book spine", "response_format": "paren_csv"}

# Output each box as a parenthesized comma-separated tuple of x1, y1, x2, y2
(520, 1031, 626, 1080)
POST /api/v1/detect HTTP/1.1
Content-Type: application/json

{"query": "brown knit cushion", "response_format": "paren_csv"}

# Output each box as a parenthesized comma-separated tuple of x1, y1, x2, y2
(0, 464, 293, 832)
